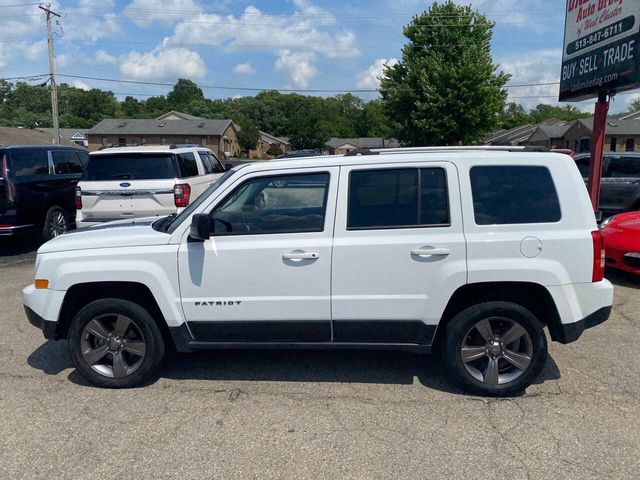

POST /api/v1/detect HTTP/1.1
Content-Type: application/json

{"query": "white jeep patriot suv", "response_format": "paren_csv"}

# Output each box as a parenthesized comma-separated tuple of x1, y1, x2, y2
(23, 148, 613, 396)
(76, 145, 225, 227)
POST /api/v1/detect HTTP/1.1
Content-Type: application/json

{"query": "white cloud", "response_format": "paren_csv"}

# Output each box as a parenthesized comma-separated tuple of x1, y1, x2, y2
(124, 0, 201, 27)
(73, 80, 90, 90)
(120, 47, 206, 81)
(95, 50, 118, 65)
(498, 49, 561, 109)
(59, 0, 122, 42)
(356, 58, 398, 89)
(275, 51, 317, 88)
(163, 2, 359, 87)
(233, 62, 255, 74)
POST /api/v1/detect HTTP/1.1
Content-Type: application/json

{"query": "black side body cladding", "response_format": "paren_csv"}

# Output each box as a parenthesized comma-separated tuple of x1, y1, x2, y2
(552, 306, 612, 344)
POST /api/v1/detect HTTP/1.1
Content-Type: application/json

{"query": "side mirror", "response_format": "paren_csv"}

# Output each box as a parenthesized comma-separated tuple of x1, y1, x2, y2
(190, 213, 211, 241)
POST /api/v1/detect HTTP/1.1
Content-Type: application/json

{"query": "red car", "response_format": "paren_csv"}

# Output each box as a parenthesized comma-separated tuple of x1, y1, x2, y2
(600, 212, 640, 275)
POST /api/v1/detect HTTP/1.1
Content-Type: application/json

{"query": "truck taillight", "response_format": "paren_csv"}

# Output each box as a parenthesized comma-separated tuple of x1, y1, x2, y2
(74, 186, 82, 209)
(174, 183, 191, 208)
(591, 230, 605, 282)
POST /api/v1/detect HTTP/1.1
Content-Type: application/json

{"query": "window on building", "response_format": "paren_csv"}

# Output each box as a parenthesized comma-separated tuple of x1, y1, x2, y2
(470, 166, 561, 225)
(140, 137, 148, 145)
(347, 168, 449, 230)
(579, 138, 591, 153)
(626, 138, 635, 152)
(184, 138, 191, 144)
(101, 137, 108, 147)
(161, 137, 167, 145)
(212, 173, 330, 235)
(118, 137, 126, 146)
(201, 138, 207, 147)
(610, 136, 617, 152)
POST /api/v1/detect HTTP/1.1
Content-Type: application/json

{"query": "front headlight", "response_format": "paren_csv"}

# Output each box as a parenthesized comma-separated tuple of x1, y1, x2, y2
(599, 215, 616, 229)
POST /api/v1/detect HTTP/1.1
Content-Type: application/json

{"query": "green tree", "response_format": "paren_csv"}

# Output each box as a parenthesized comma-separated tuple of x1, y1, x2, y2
(236, 118, 260, 156)
(167, 79, 204, 110)
(529, 103, 589, 123)
(631, 98, 640, 112)
(498, 102, 531, 129)
(380, 1, 510, 146)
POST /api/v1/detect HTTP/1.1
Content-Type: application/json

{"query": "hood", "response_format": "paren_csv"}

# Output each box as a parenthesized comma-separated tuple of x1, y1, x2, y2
(38, 217, 171, 254)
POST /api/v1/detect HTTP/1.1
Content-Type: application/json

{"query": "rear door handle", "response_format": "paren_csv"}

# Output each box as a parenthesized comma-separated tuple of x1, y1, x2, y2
(411, 247, 450, 257)
(282, 251, 320, 260)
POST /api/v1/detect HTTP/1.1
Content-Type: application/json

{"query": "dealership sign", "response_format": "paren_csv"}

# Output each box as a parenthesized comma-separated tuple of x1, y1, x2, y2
(560, 0, 640, 101)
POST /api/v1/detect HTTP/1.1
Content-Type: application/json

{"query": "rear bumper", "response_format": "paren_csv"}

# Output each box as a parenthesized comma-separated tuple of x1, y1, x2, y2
(553, 306, 612, 344)
(24, 305, 57, 340)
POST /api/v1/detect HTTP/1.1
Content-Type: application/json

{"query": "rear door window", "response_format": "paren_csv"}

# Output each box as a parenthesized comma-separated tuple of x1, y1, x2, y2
(199, 151, 225, 174)
(347, 168, 449, 229)
(177, 152, 199, 177)
(52, 150, 84, 174)
(9, 149, 49, 177)
(84, 154, 178, 180)
(470, 166, 561, 225)
(606, 156, 640, 178)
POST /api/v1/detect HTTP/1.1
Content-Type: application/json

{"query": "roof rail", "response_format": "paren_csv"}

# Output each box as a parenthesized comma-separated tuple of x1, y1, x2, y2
(345, 145, 550, 156)
(170, 143, 201, 149)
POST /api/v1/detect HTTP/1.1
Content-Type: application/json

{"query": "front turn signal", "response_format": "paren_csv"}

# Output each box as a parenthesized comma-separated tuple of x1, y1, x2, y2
(34, 279, 49, 289)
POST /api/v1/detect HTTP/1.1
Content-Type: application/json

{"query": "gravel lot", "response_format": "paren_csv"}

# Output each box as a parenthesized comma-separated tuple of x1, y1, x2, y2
(1, 239, 639, 479)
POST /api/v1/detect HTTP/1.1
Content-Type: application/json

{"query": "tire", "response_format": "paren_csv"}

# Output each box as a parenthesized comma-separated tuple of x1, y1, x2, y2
(42, 206, 68, 241)
(68, 298, 165, 388)
(442, 301, 547, 397)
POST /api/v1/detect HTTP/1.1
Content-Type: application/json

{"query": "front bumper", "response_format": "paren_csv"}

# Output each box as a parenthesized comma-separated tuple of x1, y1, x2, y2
(24, 305, 58, 339)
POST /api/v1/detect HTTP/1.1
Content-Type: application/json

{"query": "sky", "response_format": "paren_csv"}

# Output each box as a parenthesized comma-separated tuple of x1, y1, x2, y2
(0, 0, 638, 113)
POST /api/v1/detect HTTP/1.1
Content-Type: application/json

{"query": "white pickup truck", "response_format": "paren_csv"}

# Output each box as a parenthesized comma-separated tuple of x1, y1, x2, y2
(24, 148, 613, 396)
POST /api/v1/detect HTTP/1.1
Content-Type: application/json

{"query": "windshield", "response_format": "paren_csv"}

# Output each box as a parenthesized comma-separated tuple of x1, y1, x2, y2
(84, 153, 177, 180)
(164, 168, 238, 233)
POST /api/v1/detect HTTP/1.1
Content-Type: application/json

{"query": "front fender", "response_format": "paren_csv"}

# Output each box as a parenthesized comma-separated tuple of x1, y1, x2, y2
(36, 244, 184, 326)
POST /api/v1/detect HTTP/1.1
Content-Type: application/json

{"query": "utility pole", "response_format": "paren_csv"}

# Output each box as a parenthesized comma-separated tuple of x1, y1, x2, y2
(39, 3, 61, 145)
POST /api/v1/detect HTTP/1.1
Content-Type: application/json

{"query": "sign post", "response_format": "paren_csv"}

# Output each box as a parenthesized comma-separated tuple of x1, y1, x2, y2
(560, 0, 640, 215)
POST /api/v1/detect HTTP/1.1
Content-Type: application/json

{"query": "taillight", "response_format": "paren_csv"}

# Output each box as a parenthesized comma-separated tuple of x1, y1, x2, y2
(74, 186, 82, 209)
(174, 183, 191, 208)
(591, 230, 605, 282)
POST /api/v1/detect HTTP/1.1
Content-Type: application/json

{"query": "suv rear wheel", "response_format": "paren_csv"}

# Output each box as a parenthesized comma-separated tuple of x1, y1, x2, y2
(42, 205, 68, 241)
(442, 301, 547, 397)
(68, 299, 165, 388)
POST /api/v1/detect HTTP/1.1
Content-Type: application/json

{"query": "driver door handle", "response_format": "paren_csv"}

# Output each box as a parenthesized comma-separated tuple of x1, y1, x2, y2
(411, 247, 450, 257)
(282, 251, 320, 260)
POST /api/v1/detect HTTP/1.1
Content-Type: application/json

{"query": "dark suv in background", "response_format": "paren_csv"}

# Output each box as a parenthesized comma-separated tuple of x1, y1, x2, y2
(574, 152, 640, 217)
(0, 145, 88, 240)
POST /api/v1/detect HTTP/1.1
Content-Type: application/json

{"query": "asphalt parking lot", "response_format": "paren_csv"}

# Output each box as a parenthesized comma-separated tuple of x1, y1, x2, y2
(1, 240, 639, 480)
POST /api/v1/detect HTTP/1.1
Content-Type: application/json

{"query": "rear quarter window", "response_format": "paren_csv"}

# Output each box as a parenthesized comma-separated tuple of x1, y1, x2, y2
(9, 149, 49, 176)
(177, 152, 199, 177)
(470, 166, 561, 225)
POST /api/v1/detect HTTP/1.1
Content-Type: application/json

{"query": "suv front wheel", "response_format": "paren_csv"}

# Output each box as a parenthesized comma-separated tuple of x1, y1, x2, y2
(442, 301, 547, 397)
(68, 299, 165, 388)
